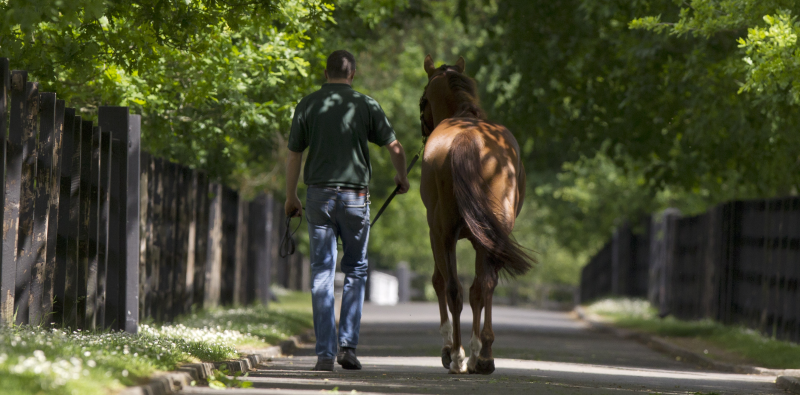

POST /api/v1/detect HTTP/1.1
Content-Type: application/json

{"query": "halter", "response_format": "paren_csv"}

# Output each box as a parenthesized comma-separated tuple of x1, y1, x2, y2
(419, 64, 461, 140)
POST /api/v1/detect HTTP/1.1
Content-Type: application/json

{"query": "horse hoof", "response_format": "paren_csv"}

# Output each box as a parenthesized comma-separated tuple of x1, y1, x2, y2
(474, 357, 495, 375)
(441, 347, 452, 369)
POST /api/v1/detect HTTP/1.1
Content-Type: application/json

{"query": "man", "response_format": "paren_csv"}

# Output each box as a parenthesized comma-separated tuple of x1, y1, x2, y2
(285, 50, 410, 372)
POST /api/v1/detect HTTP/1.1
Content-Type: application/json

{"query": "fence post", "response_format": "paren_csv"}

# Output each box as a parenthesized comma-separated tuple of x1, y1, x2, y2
(30, 92, 56, 325)
(204, 183, 223, 307)
(98, 107, 139, 333)
(42, 99, 65, 322)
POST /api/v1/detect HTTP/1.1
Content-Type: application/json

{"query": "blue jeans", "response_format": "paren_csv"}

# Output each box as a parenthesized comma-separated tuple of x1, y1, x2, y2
(306, 186, 370, 359)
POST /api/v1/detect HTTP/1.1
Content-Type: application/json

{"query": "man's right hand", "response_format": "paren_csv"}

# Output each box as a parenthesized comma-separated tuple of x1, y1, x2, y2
(285, 195, 303, 217)
(395, 174, 410, 194)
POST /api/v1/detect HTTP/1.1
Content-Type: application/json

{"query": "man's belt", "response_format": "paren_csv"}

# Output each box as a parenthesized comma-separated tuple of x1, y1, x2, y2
(309, 185, 369, 194)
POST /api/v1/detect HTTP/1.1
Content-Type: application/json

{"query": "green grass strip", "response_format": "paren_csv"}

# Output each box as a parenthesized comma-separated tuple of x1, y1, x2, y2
(586, 298, 800, 369)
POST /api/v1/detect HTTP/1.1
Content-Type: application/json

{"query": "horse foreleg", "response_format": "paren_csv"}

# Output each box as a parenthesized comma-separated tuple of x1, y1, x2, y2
(432, 268, 452, 369)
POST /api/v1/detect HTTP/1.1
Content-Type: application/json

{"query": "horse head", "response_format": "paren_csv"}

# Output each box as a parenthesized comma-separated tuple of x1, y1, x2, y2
(420, 54, 483, 139)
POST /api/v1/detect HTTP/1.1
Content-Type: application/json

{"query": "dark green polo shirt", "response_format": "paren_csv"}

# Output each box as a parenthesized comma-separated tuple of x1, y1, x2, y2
(288, 83, 397, 188)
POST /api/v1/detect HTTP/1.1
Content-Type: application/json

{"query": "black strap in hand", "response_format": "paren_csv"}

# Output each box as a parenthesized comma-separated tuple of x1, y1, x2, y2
(279, 210, 302, 258)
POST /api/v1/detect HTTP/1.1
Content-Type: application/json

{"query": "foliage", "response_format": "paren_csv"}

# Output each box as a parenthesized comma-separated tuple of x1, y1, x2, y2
(0, 0, 334, 185)
(587, 298, 800, 369)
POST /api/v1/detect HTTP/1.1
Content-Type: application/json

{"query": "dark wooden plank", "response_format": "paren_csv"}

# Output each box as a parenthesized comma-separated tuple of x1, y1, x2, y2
(145, 156, 162, 321)
(14, 77, 39, 324)
(98, 107, 140, 332)
(2, 71, 26, 323)
(149, 157, 164, 320)
(75, 119, 93, 329)
(220, 187, 237, 305)
(138, 151, 150, 322)
(96, 131, 112, 328)
(204, 183, 222, 307)
(84, 125, 101, 329)
(52, 108, 76, 326)
(172, 166, 191, 317)
(124, 114, 141, 331)
(193, 172, 209, 308)
(160, 162, 177, 321)
(182, 169, 198, 313)
(63, 115, 83, 328)
(248, 194, 273, 305)
(42, 99, 65, 322)
(29, 92, 56, 325)
(0, 59, 8, 320)
(234, 198, 248, 305)
(14, 81, 41, 325)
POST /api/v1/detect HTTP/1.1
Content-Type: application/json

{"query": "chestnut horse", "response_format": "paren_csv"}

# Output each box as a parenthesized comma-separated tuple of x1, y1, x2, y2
(419, 55, 533, 374)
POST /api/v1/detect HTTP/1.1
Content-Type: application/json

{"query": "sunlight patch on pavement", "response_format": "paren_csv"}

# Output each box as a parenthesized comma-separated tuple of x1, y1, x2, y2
(358, 356, 777, 383)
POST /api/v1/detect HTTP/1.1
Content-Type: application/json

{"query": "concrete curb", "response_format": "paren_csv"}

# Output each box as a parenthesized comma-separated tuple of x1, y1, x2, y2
(573, 307, 800, 377)
(778, 376, 800, 394)
(119, 330, 314, 395)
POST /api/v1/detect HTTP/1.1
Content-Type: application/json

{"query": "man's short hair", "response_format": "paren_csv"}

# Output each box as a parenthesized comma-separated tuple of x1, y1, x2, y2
(326, 50, 356, 80)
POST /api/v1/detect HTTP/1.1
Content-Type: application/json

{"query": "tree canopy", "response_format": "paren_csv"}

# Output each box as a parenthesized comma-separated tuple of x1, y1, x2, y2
(3, 0, 798, 289)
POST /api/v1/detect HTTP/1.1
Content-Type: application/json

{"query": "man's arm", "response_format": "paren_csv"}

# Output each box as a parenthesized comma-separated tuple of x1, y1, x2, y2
(386, 139, 410, 194)
(285, 150, 304, 217)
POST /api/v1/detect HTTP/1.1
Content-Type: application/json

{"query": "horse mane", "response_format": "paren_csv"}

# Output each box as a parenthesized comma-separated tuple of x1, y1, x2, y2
(446, 71, 485, 120)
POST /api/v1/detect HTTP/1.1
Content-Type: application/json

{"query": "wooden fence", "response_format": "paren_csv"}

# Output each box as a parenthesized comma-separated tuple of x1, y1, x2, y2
(0, 58, 306, 332)
(580, 196, 800, 343)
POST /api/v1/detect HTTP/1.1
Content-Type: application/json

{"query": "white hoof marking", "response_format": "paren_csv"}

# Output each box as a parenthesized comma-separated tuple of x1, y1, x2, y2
(449, 346, 468, 374)
(440, 321, 453, 348)
(467, 334, 482, 371)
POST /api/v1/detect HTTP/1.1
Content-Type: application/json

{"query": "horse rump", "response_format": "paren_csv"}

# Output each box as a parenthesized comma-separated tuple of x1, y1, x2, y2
(450, 132, 534, 277)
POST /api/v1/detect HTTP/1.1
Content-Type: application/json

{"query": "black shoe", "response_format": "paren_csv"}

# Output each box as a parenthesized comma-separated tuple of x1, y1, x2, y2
(337, 347, 362, 370)
(312, 358, 334, 371)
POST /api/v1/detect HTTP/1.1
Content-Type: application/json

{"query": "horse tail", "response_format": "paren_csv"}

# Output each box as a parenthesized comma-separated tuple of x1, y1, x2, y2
(450, 132, 535, 277)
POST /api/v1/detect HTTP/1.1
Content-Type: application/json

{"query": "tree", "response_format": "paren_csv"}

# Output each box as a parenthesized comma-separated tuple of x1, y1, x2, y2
(1, 0, 334, 184)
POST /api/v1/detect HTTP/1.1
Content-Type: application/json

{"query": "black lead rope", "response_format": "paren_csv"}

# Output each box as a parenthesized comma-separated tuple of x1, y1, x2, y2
(279, 210, 303, 258)
(371, 146, 423, 227)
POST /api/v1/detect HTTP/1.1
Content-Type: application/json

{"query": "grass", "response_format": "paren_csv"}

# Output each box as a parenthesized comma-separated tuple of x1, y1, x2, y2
(585, 298, 800, 369)
(0, 290, 313, 395)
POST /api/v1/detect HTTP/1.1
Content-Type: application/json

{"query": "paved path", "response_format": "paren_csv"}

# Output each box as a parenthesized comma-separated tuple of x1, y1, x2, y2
(182, 303, 783, 394)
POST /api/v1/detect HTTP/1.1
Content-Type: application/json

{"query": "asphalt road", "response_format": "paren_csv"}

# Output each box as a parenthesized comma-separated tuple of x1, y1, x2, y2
(181, 303, 784, 395)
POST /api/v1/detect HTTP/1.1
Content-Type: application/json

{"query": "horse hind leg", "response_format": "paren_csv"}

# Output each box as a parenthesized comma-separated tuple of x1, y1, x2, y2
(432, 228, 467, 373)
(467, 246, 487, 374)
(433, 268, 453, 369)
(475, 259, 499, 375)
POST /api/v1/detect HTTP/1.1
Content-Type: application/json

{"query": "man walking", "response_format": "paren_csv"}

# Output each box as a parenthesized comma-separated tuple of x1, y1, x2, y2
(285, 50, 410, 371)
